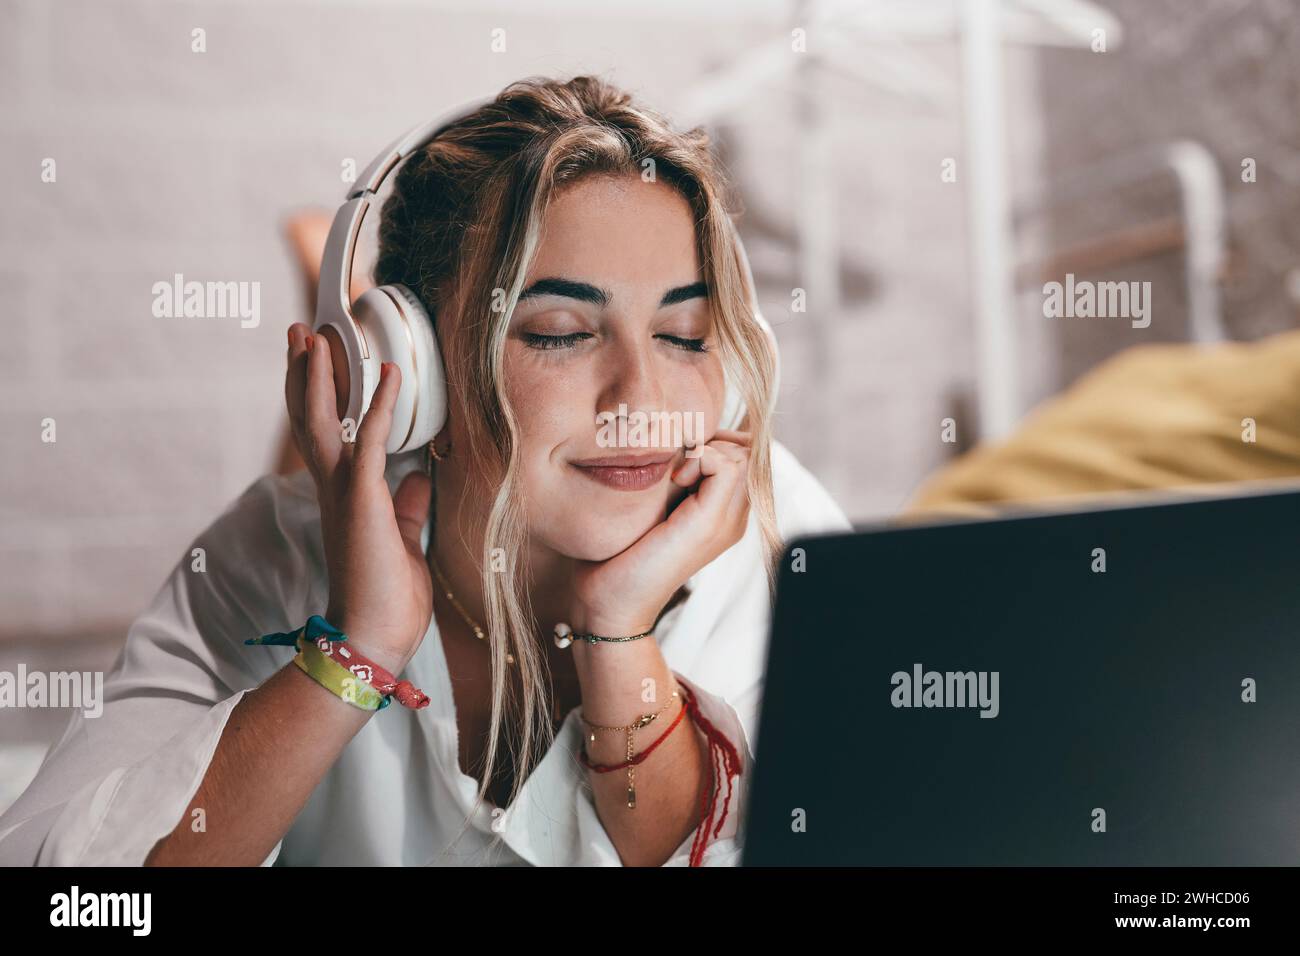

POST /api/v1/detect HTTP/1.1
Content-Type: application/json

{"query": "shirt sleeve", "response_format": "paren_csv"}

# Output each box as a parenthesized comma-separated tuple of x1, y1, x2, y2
(0, 471, 320, 867)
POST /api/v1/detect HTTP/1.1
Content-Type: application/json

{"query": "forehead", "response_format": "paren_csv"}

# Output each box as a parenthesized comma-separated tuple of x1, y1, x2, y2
(527, 173, 701, 286)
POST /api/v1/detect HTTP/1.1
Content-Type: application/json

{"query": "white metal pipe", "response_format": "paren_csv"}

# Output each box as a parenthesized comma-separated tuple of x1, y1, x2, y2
(1164, 140, 1227, 345)
(961, 0, 1021, 440)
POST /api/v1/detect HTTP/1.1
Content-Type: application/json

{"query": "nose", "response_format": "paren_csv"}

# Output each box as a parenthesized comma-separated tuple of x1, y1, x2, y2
(596, 335, 666, 426)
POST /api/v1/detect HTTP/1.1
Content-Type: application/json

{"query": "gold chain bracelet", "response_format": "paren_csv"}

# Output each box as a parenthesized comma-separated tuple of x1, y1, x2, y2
(580, 687, 681, 808)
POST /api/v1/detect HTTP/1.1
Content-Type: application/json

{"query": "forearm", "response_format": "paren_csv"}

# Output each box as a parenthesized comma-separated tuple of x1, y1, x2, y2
(145, 662, 374, 866)
(573, 639, 711, 867)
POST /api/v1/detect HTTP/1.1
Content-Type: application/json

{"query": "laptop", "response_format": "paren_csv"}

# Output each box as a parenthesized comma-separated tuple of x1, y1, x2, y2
(741, 482, 1300, 865)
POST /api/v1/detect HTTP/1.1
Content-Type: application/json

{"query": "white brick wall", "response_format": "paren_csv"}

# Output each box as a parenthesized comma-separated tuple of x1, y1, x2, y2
(0, 0, 1048, 650)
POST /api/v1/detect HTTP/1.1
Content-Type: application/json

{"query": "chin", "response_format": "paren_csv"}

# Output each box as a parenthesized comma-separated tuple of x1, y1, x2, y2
(544, 507, 665, 563)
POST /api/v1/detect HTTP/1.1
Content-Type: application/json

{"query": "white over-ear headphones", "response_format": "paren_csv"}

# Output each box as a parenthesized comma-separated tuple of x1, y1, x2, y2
(314, 96, 780, 455)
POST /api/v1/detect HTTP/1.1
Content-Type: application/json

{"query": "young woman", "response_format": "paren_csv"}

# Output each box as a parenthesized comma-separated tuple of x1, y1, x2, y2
(0, 75, 850, 867)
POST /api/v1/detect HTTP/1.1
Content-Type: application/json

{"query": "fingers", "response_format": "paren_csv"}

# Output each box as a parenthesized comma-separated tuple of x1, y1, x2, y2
(304, 331, 343, 474)
(353, 362, 401, 486)
(288, 325, 404, 515)
(670, 443, 750, 551)
(392, 470, 433, 557)
(672, 451, 699, 488)
(285, 323, 311, 451)
(692, 445, 739, 503)
(673, 437, 748, 488)
(683, 428, 749, 461)
(709, 428, 752, 447)
(707, 440, 749, 464)
(676, 425, 749, 474)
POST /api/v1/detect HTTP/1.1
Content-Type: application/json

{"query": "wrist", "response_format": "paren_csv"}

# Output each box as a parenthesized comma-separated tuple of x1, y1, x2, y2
(328, 616, 411, 675)
(566, 602, 662, 640)
(350, 641, 409, 677)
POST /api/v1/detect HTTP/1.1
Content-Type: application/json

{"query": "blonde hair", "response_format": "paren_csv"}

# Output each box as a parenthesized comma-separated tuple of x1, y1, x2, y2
(373, 74, 782, 861)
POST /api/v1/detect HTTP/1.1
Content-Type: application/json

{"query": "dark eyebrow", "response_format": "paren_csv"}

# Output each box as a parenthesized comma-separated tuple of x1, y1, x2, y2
(660, 281, 708, 306)
(518, 277, 608, 307)
(517, 277, 708, 308)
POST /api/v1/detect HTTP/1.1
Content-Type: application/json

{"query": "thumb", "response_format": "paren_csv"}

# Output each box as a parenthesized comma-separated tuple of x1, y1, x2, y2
(392, 470, 433, 556)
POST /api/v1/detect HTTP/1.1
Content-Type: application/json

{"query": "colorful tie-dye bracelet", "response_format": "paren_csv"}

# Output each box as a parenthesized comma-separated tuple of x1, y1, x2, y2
(245, 615, 429, 712)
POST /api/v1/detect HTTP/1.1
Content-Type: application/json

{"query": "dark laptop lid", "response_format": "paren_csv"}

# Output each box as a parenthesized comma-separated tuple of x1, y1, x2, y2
(743, 484, 1300, 865)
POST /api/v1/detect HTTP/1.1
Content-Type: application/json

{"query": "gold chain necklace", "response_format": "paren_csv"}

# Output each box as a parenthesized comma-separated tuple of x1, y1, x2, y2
(429, 553, 569, 727)
(429, 553, 515, 666)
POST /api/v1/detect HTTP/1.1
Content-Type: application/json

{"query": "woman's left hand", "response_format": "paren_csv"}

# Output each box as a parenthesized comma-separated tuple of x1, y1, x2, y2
(568, 429, 753, 637)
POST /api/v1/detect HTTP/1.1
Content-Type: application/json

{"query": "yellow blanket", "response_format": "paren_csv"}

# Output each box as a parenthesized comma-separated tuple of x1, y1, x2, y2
(904, 329, 1300, 518)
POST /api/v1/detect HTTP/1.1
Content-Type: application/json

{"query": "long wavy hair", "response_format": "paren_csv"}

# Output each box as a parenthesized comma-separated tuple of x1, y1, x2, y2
(373, 74, 782, 861)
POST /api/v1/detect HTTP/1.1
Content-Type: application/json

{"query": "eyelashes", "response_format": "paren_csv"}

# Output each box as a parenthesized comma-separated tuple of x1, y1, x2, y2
(521, 332, 709, 353)
(659, 335, 710, 353)
(521, 332, 591, 351)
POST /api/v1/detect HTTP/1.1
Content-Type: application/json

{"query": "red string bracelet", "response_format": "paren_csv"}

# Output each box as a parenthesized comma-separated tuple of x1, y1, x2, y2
(578, 698, 688, 774)
(679, 681, 742, 866)
(578, 680, 743, 867)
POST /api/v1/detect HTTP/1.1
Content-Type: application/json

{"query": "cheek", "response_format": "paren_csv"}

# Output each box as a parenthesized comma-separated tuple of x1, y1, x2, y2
(505, 360, 582, 443)
(500, 356, 722, 560)
(503, 357, 591, 492)
(503, 352, 728, 451)
(674, 358, 727, 434)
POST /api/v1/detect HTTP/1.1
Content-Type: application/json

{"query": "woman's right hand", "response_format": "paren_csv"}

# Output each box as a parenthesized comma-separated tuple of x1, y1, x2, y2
(285, 322, 434, 676)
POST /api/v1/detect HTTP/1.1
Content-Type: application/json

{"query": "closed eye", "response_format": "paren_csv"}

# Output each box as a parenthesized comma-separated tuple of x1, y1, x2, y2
(522, 332, 594, 351)
(657, 334, 709, 353)
(521, 332, 708, 353)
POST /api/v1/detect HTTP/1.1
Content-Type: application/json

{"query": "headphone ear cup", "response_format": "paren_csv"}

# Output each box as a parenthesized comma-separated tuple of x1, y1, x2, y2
(350, 285, 447, 455)
(389, 284, 447, 452)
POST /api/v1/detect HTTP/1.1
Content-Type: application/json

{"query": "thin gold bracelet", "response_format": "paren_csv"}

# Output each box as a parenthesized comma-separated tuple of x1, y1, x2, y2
(580, 687, 681, 809)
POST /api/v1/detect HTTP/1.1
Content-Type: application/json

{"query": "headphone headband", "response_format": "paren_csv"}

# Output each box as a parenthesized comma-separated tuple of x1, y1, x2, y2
(348, 96, 497, 200)
(317, 96, 496, 338)
(321, 93, 766, 334)
(316, 93, 779, 447)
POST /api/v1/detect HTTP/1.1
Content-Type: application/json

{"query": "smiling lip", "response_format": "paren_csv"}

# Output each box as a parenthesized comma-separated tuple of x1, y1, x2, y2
(571, 453, 675, 491)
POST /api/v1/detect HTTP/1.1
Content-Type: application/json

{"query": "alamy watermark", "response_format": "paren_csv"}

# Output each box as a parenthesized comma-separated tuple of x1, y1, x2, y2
(0, 666, 104, 718)
(1043, 273, 1151, 329)
(152, 272, 261, 328)
(50, 886, 150, 935)
(890, 663, 1000, 718)
(596, 403, 705, 458)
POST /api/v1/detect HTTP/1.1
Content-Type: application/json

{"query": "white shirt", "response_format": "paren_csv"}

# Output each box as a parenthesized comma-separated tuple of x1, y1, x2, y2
(0, 440, 850, 866)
